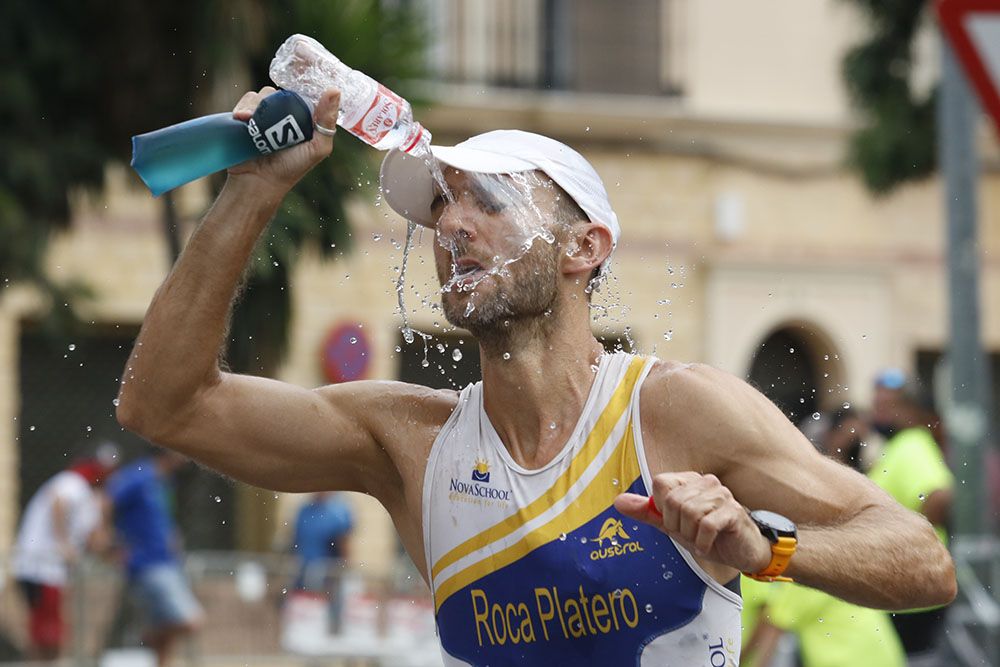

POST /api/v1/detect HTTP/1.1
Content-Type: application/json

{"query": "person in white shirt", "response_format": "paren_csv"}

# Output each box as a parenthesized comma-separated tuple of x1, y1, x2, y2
(12, 456, 114, 660)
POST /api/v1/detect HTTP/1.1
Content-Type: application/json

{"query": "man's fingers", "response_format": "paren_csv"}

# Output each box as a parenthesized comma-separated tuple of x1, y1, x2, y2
(614, 493, 661, 527)
(668, 483, 711, 538)
(693, 507, 735, 556)
(233, 86, 278, 122)
(314, 88, 342, 136)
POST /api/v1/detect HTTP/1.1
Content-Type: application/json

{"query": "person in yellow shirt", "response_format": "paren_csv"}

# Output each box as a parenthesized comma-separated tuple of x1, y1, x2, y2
(869, 369, 954, 663)
(740, 408, 906, 667)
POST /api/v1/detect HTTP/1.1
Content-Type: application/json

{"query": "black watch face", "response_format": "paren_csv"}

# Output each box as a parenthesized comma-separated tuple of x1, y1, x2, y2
(751, 510, 797, 537)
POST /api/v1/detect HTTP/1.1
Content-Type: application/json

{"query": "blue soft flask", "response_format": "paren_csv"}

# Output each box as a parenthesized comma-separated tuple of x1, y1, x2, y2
(130, 90, 314, 196)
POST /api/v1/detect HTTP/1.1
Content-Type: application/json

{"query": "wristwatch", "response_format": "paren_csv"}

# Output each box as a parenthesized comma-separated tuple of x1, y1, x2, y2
(744, 509, 797, 582)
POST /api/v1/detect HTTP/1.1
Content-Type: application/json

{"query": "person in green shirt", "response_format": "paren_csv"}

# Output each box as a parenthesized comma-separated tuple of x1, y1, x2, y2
(740, 408, 906, 667)
(869, 369, 954, 662)
(744, 582, 906, 667)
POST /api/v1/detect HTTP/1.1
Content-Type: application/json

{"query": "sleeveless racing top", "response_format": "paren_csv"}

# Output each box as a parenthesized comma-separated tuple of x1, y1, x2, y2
(422, 352, 743, 666)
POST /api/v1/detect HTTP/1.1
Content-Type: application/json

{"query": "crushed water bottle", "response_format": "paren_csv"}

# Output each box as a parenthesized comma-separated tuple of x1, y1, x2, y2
(269, 34, 430, 154)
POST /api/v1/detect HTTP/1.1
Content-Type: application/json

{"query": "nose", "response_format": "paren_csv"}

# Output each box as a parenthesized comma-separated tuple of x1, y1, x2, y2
(435, 200, 475, 246)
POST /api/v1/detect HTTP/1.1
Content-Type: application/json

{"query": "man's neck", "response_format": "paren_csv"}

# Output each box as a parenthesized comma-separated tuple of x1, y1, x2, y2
(478, 306, 605, 470)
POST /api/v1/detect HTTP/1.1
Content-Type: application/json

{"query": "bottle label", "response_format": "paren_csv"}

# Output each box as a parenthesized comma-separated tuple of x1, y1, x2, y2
(348, 84, 403, 145)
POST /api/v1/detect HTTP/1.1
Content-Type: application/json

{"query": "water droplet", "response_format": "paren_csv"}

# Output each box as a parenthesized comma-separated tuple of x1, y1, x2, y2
(789, 347, 795, 353)
(68, 344, 76, 351)
(394, 346, 401, 353)
(421, 359, 430, 368)
(502, 352, 511, 360)
(349, 337, 357, 344)
(372, 233, 382, 241)
(558, 533, 567, 541)
(214, 496, 221, 503)
(662, 571, 673, 580)
(112, 398, 120, 407)
(580, 537, 588, 544)
(611, 478, 619, 486)
(812, 412, 821, 420)
(549, 421, 557, 430)
(918, 493, 926, 501)
(29, 425, 36, 432)
(645, 604, 653, 613)
(85, 426, 92, 432)
(452, 349, 463, 361)
(842, 401, 851, 409)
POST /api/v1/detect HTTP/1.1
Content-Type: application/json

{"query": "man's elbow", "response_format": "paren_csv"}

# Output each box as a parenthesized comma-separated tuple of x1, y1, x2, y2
(929, 548, 958, 606)
(904, 535, 957, 609)
(115, 391, 183, 444)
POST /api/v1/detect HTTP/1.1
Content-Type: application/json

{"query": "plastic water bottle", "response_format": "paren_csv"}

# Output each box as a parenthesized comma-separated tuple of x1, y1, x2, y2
(269, 34, 430, 154)
(130, 90, 314, 196)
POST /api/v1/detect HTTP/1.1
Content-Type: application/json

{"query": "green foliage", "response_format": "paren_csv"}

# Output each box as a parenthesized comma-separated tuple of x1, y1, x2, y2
(1, 0, 427, 370)
(842, 0, 936, 194)
(1, 0, 208, 324)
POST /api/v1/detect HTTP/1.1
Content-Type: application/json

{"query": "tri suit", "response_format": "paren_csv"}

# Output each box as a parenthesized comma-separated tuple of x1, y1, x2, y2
(422, 352, 742, 666)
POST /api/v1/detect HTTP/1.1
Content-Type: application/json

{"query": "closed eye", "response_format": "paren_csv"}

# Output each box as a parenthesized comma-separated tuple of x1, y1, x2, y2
(430, 193, 447, 217)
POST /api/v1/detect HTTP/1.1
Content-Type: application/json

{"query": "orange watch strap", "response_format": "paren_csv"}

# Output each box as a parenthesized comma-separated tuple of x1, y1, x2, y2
(744, 536, 797, 582)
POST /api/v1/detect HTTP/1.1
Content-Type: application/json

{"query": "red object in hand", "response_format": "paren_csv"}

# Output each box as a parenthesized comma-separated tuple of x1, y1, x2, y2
(647, 496, 662, 518)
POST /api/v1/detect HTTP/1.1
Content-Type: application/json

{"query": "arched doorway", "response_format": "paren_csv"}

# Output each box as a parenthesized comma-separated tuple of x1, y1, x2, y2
(747, 323, 843, 428)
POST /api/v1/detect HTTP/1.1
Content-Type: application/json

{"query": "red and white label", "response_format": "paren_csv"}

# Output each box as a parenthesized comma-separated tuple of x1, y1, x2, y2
(348, 84, 403, 145)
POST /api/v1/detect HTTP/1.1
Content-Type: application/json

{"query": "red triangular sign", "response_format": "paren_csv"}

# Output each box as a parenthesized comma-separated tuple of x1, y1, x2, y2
(937, 0, 1000, 136)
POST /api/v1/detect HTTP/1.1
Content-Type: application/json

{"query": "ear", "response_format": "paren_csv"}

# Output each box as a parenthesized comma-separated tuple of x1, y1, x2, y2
(561, 222, 614, 278)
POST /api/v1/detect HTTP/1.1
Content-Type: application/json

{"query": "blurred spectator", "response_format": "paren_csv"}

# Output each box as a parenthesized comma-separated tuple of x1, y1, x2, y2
(288, 492, 353, 633)
(291, 492, 354, 592)
(740, 409, 906, 667)
(107, 449, 202, 667)
(10, 445, 118, 661)
(822, 407, 867, 472)
(870, 369, 954, 663)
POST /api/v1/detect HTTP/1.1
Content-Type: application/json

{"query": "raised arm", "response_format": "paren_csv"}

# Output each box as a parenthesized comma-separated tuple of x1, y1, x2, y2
(617, 362, 956, 611)
(116, 88, 398, 497)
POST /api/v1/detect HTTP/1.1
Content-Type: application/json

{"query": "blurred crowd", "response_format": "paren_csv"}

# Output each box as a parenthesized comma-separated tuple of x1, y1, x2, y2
(741, 369, 961, 667)
(6, 443, 353, 666)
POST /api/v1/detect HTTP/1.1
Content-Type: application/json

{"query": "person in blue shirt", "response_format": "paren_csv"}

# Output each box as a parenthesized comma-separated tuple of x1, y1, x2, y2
(107, 449, 203, 667)
(290, 492, 353, 632)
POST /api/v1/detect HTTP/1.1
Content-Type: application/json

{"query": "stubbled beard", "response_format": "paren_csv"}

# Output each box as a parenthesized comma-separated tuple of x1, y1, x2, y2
(441, 243, 560, 355)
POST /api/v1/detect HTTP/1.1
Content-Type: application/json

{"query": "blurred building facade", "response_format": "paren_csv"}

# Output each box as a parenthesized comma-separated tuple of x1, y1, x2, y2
(2, 0, 999, 574)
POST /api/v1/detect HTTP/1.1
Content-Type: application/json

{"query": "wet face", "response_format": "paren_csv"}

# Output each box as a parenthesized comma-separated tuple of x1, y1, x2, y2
(431, 169, 569, 336)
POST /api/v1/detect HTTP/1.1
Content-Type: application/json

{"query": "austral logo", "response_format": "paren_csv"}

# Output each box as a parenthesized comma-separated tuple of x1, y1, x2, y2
(448, 459, 511, 505)
(471, 459, 491, 483)
(588, 518, 645, 561)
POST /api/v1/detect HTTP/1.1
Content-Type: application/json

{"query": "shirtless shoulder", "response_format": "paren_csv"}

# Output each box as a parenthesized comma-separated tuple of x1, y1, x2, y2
(638, 359, 760, 477)
(315, 379, 460, 506)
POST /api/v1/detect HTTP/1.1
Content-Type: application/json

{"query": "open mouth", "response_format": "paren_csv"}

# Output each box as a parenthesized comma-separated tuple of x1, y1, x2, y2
(449, 258, 487, 288)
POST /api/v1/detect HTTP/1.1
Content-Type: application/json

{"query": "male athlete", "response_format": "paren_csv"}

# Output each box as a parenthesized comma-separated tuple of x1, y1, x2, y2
(117, 87, 955, 665)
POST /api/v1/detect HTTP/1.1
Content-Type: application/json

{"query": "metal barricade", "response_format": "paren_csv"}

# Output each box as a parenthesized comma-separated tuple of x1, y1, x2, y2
(1, 551, 441, 666)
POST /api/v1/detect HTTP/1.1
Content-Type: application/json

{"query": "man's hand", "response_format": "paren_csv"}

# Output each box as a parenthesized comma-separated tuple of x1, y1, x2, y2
(614, 472, 772, 574)
(227, 86, 342, 195)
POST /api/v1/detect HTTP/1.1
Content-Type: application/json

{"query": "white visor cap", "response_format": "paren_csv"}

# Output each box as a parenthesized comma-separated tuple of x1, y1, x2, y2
(379, 129, 620, 273)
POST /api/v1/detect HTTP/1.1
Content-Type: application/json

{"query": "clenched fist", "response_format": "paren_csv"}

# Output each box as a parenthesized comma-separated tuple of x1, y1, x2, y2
(614, 472, 772, 574)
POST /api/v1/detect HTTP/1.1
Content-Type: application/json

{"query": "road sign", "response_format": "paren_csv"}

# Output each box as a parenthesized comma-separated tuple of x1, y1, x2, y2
(937, 0, 1000, 135)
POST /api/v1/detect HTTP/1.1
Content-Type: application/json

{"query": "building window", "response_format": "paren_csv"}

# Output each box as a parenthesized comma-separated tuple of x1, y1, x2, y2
(425, 0, 679, 95)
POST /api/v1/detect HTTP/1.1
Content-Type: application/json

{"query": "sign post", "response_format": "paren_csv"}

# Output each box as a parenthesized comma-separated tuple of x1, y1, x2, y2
(935, 1, 999, 661)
